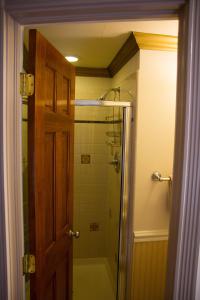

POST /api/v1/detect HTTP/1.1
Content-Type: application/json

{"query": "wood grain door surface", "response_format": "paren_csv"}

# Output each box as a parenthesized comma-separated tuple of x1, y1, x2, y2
(28, 29, 75, 300)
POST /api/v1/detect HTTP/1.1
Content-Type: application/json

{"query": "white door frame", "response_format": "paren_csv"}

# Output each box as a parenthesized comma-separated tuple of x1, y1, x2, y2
(1, 0, 200, 299)
(0, 11, 25, 300)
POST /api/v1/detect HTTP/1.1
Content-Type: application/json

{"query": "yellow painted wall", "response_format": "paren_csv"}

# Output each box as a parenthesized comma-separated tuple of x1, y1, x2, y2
(134, 49, 177, 232)
(75, 76, 111, 100)
(111, 53, 139, 101)
(131, 49, 177, 300)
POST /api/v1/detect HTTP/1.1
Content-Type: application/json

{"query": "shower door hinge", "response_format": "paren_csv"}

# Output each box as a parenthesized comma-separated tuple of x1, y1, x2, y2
(20, 73, 34, 100)
(23, 254, 36, 274)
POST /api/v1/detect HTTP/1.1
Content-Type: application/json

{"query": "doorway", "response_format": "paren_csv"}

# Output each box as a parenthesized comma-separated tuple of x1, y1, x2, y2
(22, 19, 178, 299)
(3, 1, 200, 299)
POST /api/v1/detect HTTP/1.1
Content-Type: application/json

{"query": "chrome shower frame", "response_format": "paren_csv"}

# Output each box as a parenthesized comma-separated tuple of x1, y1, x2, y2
(74, 99, 134, 300)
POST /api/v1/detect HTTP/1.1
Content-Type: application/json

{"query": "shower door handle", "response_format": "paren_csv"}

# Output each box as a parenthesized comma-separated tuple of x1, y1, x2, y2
(68, 229, 80, 239)
(109, 159, 119, 166)
(109, 152, 120, 173)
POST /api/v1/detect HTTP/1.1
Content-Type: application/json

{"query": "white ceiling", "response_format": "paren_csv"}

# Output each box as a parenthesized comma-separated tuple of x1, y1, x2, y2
(24, 20, 178, 68)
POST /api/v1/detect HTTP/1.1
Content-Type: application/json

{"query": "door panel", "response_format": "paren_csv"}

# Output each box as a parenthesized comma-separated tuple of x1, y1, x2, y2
(56, 259, 68, 299)
(44, 132, 56, 250)
(28, 29, 75, 300)
(45, 66, 56, 111)
(45, 276, 56, 300)
(56, 132, 70, 233)
(57, 74, 70, 114)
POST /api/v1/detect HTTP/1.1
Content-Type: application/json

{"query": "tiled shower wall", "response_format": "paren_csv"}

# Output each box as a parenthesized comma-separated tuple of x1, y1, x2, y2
(73, 106, 111, 258)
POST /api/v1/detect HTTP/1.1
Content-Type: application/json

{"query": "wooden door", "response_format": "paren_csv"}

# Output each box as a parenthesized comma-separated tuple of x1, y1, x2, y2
(28, 29, 75, 300)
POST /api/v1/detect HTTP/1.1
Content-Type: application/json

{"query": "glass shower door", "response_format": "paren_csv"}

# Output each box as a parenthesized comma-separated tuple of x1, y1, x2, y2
(73, 105, 124, 300)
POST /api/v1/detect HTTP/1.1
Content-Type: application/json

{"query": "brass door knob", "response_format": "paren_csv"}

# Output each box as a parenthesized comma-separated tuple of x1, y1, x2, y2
(68, 229, 80, 238)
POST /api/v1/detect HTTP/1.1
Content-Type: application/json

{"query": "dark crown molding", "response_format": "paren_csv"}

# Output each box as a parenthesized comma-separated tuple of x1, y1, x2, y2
(75, 32, 138, 78)
(76, 67, 111, 78)
(108, 33, 139, 77)
(24, 32, 177, 78)
(75, 32, 177, 78)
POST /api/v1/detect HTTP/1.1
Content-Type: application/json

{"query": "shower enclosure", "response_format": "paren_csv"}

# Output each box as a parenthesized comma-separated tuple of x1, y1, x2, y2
(73, 100, 133, 300)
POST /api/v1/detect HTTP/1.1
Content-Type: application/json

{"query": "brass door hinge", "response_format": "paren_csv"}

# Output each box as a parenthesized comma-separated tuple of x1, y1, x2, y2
(23, 254, 36, 274)
(20, 73, 34, 99)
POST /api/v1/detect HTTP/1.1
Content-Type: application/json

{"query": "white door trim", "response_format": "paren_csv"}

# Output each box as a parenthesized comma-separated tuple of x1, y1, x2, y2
(1, 11, 25, 299)
(6, 0, 185, 24)
(0, 8, 8, 300)
(1, 0, 200, 299)
(167, 2, 200, 299)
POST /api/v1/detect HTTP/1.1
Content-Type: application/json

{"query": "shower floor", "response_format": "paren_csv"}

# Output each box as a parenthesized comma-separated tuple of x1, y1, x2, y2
(73, 258, 116, 300)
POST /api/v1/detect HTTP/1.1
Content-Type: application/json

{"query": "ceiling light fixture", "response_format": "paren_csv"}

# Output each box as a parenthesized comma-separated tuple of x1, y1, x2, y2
(65, 56, 79, 62)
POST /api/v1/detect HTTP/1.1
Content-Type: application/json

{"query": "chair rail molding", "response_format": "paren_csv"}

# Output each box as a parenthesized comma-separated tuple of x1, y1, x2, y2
(134, 230, 168, 242)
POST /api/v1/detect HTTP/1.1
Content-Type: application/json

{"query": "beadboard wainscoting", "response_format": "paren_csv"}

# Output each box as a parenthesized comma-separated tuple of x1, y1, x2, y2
(131, 231, 168, 300)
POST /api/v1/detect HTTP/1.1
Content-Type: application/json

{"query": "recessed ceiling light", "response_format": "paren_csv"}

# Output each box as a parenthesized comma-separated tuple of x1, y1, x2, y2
(65, 56, 79, 62)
